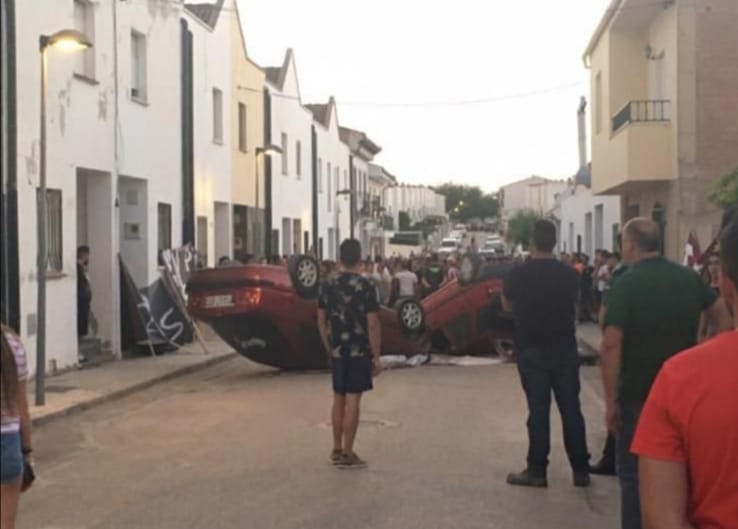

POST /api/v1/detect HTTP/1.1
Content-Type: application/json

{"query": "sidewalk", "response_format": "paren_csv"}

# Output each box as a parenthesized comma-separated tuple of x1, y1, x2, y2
(28, 326, 237, 427)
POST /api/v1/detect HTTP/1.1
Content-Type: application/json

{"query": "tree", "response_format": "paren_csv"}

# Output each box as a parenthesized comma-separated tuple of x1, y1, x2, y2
(709, 167, 738, 209)
(434, 183, 499, 222)
(399, 211, 411, 231)
(506, 210, 540, 249)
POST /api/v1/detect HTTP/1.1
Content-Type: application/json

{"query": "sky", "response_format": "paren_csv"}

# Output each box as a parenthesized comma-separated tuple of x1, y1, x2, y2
(235, 0, 612, 192)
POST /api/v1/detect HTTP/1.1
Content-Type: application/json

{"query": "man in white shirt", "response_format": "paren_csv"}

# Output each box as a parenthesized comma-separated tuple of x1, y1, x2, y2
(394, 260, 419, 300)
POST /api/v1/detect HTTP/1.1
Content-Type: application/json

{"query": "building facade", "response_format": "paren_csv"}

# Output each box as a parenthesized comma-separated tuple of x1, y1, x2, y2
(306, 98, 349, 260)
(499, 176, 568, 230)
(229, 1, 266, 259)
(265, 49, 314, 257)
(584, 0, 738, 259)
(555, 185, 621, 255)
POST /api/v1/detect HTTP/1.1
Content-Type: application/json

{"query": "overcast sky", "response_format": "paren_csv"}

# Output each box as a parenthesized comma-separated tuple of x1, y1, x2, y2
(235, 0, 611, 192)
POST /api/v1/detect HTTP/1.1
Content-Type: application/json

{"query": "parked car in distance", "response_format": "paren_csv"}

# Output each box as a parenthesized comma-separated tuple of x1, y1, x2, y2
(187, 256, 427, 370)
(437, 237, 460, 256)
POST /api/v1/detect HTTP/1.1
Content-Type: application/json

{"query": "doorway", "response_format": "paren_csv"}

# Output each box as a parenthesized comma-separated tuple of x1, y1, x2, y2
(196, 216, 208, 267)
(214, 201, 230, 262)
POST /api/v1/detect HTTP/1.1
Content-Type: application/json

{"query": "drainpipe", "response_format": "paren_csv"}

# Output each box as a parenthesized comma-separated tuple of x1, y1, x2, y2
(112, 0, 121, 357)
(1, 0, 20, 332)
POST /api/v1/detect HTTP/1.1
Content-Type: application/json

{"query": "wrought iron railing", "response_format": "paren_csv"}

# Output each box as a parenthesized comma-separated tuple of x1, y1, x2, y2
(612, 100, 670, 133)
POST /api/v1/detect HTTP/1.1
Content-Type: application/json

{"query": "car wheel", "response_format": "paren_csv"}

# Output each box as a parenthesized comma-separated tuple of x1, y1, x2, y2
(288, 255, 321, 299)
(396, 299, 425, 337)
(459, 253, 481, 286)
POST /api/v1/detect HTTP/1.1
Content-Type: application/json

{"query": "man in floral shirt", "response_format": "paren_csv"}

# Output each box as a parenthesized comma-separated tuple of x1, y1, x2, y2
(318, 239, 382, 469)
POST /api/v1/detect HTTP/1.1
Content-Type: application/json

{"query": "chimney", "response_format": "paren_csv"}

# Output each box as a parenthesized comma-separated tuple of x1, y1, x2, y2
(577, 96, 587, 169)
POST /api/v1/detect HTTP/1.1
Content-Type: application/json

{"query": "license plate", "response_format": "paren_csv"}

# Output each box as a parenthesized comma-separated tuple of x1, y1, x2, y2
(204, 294, 234, 308)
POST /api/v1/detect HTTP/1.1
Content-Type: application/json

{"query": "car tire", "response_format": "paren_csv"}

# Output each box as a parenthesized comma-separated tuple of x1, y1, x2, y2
(459, 253, 481, 286)
(288, 254, 321, 299)
(396, 299, 425, 337)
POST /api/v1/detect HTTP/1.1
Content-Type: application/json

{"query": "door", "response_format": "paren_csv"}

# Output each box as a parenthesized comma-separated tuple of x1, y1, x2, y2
(196, 216, 208, 267)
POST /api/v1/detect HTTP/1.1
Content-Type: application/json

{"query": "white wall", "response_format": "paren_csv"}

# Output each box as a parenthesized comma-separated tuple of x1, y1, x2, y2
(313, 104, 350, 260)
(185, 7, 232, 267)
(558, 185, 621, 255)
(15, 0, 118, 373)
(267, 53, 314, 256)
(118, 1, 183, 284)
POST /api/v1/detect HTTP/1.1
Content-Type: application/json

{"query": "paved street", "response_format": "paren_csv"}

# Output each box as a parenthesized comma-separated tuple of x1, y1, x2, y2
(19, 358, 617, 529)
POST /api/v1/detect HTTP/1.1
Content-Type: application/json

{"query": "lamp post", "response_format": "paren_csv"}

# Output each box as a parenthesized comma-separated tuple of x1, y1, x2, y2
(36, 29, 91, 406)
(254, 144, 282, 257)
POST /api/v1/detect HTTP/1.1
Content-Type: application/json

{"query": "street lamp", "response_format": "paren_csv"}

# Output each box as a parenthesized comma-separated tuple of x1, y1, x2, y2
(36, 29, 92, 406)
(254, 144, 282, 257)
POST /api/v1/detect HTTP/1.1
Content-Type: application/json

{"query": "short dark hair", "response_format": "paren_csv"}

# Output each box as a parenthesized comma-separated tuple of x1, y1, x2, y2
(532, 220, 557, 252)
(720, 220, 738, 286)
(340, 239, 362, 267)
(77, 245, 90, 258)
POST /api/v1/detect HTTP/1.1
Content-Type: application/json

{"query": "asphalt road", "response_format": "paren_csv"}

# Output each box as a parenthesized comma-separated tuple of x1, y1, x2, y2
(19, 358, 618, 529)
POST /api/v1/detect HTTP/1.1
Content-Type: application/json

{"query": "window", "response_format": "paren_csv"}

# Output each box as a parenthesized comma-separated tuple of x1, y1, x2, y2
(157, 203, 172, 264)
(238, 103, 247, 152)
(295, 141, 302, 178)
(282, 218, 292, 255)
(212, 88, 223, 144)
(38, 189, 63, 272)
(594, 72, 602, 134)
(74, 0, 95, 79)
(281, 133, 288, 175)
(317, 158, 323, 193)
(327, 162, 332, 211)
(130, 31, 147, 101)
(344, 169, 348, 190)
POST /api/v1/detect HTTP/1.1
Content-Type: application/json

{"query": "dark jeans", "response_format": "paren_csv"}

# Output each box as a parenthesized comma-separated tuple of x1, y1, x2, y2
(617, 402, 643, 529)
(516, 347, 590, 476)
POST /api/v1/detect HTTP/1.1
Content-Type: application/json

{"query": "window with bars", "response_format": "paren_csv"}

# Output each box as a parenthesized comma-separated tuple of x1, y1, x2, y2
(38, 188, 63, 272)
(131, 30, 147, 101)
(238, 103, 247, 152)
(212, 88, 223, 143)
(295, 141, 302, 178)
(74, 0, 95, 79)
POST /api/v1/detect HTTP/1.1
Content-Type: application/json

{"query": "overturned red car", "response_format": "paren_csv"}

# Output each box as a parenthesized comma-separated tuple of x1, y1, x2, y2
(187, 256, 427, 370)
(186, 255, 515, 370)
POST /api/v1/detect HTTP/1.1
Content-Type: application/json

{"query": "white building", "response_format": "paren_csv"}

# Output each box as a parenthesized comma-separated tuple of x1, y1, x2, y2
(12, 0, 185, 373)
(555, 184, 621, 256)
(265, 49, 314, 256)
(306, 98, 350, 260)
(183, 1, 233, 268)
(384, 184, 446, 230)
(499, 176, 568, 230)
(339, 127, 381, 255)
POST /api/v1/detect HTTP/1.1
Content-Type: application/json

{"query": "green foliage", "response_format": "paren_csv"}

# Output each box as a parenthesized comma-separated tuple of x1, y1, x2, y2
(399, 211, 411, 231)
(505, 210, 540, 249)
(434, 183, 499, 221)
(709, 167, 738, 209)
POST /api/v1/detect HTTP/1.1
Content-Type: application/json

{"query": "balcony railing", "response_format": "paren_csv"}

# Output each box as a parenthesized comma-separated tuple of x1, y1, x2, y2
(612, 100, 670, 133)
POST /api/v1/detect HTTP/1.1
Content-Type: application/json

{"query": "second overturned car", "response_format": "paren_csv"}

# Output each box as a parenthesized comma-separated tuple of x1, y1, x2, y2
(187, 254, 516, 370)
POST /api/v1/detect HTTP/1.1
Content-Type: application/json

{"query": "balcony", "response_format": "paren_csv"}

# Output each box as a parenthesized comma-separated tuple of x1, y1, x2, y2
(592, 99, 675, 195)
(612, 100, 670, 134)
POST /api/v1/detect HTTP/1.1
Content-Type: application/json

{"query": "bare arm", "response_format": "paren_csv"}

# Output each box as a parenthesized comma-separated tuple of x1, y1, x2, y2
(18, 379, 32, 455)
(367, 312, 382, 359)
(601, 326, 624, 434)
(640, 457, 695, 529)
(317, 309, 331, 354)
(705, 298, 733, 335)
(501, 293, 513, 313)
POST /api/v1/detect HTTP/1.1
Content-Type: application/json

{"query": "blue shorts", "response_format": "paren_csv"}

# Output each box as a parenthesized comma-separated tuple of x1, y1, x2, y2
(332, 356, 373, 395)
(0, 431, 24, 484)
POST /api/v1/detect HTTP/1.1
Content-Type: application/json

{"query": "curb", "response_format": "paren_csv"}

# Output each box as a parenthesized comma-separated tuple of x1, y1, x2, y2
(32, 352, 238, 427)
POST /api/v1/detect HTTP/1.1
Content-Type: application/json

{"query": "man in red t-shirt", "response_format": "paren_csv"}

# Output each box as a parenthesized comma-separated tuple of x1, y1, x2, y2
(632, 220, 738, 529)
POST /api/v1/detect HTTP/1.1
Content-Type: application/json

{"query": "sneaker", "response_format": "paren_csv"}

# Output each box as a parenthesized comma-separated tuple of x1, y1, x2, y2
(574, 473, 591, 488)
(506, 469, 548, 488)
(329, 450, 344, 465)
(589, 459, 616, 476)
(338, 453, 367, 470)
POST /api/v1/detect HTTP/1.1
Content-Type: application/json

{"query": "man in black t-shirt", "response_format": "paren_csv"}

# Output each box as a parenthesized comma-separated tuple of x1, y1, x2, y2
(503, 220, 590, 488)
(422, 254, 445, 297)
(317, 239, 382, 469)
